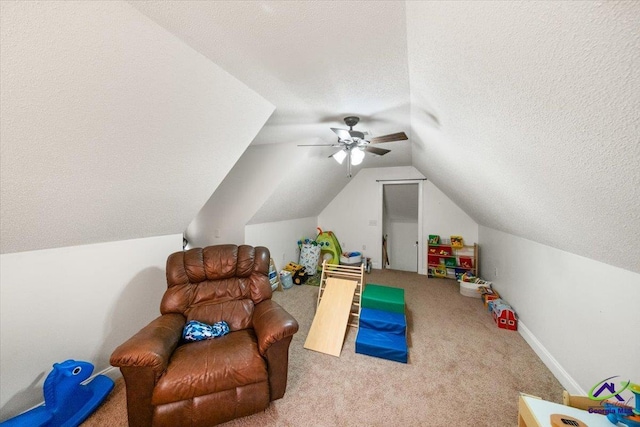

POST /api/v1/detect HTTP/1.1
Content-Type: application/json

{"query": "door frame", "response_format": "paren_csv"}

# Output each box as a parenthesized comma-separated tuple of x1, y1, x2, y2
(378, 180, 425, 275)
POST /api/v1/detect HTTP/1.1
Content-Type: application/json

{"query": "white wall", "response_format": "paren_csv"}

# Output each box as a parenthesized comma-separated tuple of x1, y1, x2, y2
(479, 226, 640, 395)
(319, 167, 424, 270)
(319, 167, 478, 273)
(245, 217, 318, 270)
(424, 180, 479, 241)
(185, 143, 305, 248)
(423, 180, 479, 271)
(0, 234, 182, 420)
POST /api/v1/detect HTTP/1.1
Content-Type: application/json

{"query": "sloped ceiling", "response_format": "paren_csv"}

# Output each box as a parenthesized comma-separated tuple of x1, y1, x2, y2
(2, 1, 638, 276)
(128, 1, 412, 145)
(176, 0, 640, 274)
(129, 1, 414, 229)
(0, 1, 273, 253)
(185, 142, 337, 247)
(407, 1, 640, 273)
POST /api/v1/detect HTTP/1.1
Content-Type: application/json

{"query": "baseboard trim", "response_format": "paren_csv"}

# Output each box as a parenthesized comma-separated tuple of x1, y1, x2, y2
(88, 365, 121, 383)
(518, 321, 586, 395)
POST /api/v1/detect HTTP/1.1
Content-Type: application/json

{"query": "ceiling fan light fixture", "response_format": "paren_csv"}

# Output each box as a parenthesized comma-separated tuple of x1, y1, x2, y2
(299, 116, 407, 178)
(332, 149, 347, 164)
(351, 147, 365, 166)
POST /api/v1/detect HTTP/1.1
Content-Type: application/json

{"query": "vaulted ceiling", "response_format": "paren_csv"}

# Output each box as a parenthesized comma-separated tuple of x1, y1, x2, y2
(406, 1, 640, 274)
(2, 1, 638, 274)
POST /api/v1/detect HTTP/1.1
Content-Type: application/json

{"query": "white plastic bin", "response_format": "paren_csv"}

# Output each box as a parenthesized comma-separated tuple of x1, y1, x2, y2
(459, 280, 481, 298)
(280, 271, 294, 289)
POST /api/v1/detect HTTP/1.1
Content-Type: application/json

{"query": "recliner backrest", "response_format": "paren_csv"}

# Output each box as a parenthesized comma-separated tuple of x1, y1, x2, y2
(160, 245, 271, 331)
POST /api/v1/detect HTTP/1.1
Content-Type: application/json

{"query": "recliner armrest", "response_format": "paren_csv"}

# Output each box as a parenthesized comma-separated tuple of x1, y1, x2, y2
(253, 300, 299, 355)
(110, 313, 185, 377)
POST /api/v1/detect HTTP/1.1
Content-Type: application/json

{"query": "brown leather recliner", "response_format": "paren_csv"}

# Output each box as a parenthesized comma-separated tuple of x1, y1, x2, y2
(110, 245, 299, 427)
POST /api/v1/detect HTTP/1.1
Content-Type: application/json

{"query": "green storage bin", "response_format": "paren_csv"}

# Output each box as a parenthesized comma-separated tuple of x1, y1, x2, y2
(444, 258, 457, 267)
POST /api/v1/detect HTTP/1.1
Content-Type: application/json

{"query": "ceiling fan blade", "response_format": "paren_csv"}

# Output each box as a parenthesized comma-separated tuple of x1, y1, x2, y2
(297, 143, 340, 146)
(364, 146, 391, 156)
(331, 128, 352, 140)
(349, 130, 365, 140)
(368, 132, 408, 144)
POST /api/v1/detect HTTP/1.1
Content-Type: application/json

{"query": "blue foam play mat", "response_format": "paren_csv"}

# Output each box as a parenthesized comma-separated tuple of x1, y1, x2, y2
(355, 327, 408, 363)
(359, 308, 406, 335)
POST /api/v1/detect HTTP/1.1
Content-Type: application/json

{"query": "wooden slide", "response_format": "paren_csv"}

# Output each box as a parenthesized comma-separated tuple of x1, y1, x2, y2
(304, 278, 357, 356)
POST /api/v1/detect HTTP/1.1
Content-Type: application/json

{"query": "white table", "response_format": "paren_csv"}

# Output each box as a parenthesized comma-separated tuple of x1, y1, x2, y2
(518, 394, 615, 427)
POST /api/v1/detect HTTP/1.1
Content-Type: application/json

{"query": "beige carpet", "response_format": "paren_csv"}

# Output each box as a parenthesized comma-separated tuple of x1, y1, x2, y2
(82, 269, 563, 426)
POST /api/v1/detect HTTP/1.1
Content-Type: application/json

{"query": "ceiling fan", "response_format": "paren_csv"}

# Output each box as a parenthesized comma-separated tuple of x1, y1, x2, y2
(298, 116, 408, 177)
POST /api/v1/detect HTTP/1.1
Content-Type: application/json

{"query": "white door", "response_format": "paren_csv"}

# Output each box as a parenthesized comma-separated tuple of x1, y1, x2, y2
(383, 183, 419, 272)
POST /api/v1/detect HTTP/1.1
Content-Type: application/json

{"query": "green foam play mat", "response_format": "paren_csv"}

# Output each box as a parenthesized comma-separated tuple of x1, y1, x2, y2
(362, 283, 405, 313)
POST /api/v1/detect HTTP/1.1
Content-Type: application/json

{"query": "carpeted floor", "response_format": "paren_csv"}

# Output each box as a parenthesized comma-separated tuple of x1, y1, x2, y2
(82, 269, 563, 426)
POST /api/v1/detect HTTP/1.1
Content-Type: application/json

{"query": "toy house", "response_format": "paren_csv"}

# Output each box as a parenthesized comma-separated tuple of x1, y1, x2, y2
(492, 303, 518, 331)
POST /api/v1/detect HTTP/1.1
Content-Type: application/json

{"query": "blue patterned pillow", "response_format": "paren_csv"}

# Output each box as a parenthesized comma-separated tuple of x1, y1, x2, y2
(182, 320, 230, 342)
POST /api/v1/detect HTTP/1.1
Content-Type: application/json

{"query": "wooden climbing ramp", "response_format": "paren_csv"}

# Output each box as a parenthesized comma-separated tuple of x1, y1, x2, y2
(303, 261, 364, 357)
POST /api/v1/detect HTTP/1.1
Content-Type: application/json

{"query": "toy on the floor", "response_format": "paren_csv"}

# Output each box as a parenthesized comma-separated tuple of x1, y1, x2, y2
(461, 272, 491, 286)
(0, 359, 114, 427)
(491, 300, 518, 331)
(603, 382, 640, 426)
(283, 262, 304, 272)
(477, 283, 500, 307)
(268, 258, 282, 291)
(487, 297, 503, 313)
(460, 271, 477, 282)
(304, 260, 364, 357)
(356, 284, 408, 363)
(280, 270, 294, 289)
(340, 251, 362, 265)
(298, 237, 322, 275)
(283, 262, 308, 285)
(315, 228, 342, 270)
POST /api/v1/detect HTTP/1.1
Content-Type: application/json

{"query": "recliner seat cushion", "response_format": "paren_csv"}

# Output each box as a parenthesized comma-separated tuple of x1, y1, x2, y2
(151, 329, 268, 405)
(185, 297, 255, 331)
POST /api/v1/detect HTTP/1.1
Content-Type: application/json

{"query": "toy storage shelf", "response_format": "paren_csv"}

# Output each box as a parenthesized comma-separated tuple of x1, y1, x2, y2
(427, 243, 478, 279)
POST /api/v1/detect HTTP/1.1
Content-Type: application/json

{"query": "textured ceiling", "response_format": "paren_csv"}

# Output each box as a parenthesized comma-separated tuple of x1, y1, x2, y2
(2, 1, 638, 276)
(0, 1, 273, 253)
(129, 0, 414, 225)
(128, 1, 413, 149)
(138, 0, 639, 274)
(407, 1, 640, 273)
